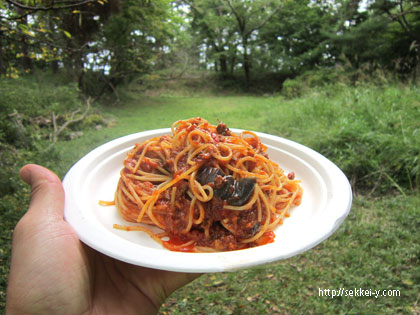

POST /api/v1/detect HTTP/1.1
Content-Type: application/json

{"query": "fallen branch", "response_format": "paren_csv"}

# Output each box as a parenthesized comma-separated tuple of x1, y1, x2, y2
(50, 97, 91, 145)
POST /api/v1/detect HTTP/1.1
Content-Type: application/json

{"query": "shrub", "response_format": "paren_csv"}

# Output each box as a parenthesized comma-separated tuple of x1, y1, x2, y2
(264, 84, 420, 194)
(0, 72, 105, 217)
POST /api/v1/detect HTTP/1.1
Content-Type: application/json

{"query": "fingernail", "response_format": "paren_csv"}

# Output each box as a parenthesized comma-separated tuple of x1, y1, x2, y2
(19, 165, 31, 184)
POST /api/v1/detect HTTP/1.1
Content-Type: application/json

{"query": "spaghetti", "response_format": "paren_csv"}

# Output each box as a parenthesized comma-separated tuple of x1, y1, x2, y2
(110, 117, 302, 252)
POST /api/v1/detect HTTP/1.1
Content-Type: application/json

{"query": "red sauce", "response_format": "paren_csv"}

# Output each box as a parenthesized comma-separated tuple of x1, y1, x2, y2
(162, 230, 275, 253)
(255, 231, 275, 246)
(210, 132, 220, 143)
(162, 235, 195, 252)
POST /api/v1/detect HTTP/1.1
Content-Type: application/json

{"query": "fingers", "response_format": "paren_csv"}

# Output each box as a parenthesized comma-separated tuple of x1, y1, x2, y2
(19, 164, 65, 219)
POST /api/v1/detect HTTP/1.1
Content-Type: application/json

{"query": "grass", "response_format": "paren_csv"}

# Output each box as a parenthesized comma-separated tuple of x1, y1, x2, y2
(1, 81, 420, 313)
(53, 94, 283, 177)
(55, 84, 420, 194)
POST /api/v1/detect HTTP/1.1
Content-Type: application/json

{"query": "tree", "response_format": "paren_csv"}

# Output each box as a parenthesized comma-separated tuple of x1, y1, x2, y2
(0, 0, 108, 78)
(326, 0, 420, 79)
(0, 0, 184, 97)
(186, 0, 282, 88)
(96, 0, 183, 93)
(259, 0, 339, 76)
(370, 0, 420, 77)
(224, 0, 282, 88)
(186, 0, 237, 76)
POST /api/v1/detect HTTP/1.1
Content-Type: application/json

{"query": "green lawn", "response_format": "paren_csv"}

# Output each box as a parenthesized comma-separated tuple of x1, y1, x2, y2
(54, 94, 283, 176)
(2, 84, 420, 313)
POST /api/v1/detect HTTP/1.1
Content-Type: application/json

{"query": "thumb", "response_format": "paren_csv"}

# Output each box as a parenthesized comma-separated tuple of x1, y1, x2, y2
(20, 164, 65, 219)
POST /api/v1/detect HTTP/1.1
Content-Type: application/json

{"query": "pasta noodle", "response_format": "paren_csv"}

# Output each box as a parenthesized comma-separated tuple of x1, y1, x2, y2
(108, 117, 303, 252)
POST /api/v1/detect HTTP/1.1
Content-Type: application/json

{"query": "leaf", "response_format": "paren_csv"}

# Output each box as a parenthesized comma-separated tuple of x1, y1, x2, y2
(211, 280, 225, 287)
(23, 30, 35, 37)
(402, 279, 413, 286)
(63, 30, 72, 38)
(18, 24, 28, 32)
(409, 40, 418, 52)
(72, 10, 80, 14)
(246, 294, 261, 302)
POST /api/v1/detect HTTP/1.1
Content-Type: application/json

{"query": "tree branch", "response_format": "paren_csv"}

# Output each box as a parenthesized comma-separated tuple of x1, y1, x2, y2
(225, 0, 245, 33)
(51, 97, 91, 145)
(6, 0, 97, 12)
(225, 0, 282, 37)
(246, 2, 282, 37)
(399, 0, 413, 34)
(384, 6, 410, 35)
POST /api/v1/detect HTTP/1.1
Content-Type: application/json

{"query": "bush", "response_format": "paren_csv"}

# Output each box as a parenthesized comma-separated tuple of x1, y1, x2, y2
(281, 68, 343, 98)
(0, 71, 105, 216)
(282, 78, 305, 98)
(0, 73, 107, 144)
(280, 65, 398, 98)
(0, 73, 83, 117)
(264, 84, 420, 194)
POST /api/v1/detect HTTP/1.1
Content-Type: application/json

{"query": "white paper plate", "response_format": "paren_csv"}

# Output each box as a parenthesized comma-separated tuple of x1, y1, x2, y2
(63, 129, 352, 273)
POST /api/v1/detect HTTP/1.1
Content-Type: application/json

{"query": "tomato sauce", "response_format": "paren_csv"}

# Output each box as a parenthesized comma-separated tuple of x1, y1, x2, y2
(162, 236, 196, 252)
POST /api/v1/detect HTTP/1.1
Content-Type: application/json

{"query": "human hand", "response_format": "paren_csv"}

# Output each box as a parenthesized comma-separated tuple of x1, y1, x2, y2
(6, 164, 200, 314)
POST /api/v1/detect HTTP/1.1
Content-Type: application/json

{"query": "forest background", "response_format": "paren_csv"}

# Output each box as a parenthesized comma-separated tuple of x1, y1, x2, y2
(1, 0, 420, 313)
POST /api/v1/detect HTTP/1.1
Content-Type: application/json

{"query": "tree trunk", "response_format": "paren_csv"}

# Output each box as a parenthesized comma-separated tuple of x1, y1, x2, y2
(243, 38, 250, 90)
(21, 38, 33, 71)
(17, 10, 33, 71)
(47, 13, 59, 73)
(51, 60, 59, 73)
(75, 53, 84, 89)
(0, 31, 5, 75)
(219, 53, 228, 76)
(230, 46, 237, 75)
(243, 55, 250, 89)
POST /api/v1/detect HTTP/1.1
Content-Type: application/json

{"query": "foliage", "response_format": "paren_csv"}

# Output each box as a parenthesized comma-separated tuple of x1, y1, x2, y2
(77, 0, 192, 96)
(328, 0, 420, 78)
(266, 83, 420, 194)
(280, 69, 339, 98)
(187, 0, 237, 75)
(2, 0, 420, 95)
(0, 0, 114, 78)
(259, 0, 339, 74)
(0, 72, 106, 202)
(187, 0, 284, 88)
(280, 65, 389, 98)
(184, 0, 420, 89)
(0, 0, 187, 97)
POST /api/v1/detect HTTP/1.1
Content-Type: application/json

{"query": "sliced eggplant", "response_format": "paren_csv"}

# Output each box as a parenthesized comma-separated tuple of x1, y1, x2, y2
(196, 167, 256, 206)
